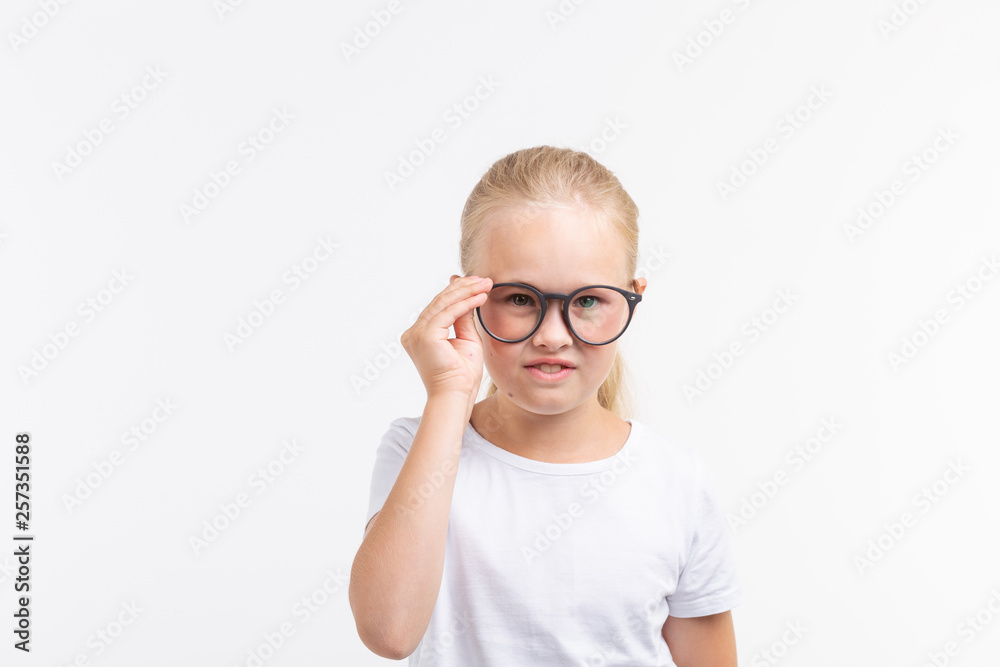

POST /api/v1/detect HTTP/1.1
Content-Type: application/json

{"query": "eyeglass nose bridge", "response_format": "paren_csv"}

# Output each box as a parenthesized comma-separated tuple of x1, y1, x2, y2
(532, 292, 576, 337)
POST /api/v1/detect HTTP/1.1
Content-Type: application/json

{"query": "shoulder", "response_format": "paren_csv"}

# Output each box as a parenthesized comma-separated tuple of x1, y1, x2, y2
(376, 415, 422, 454)
(628, 420, 716, 489)
(386, 414, 421, 434)
(630, 420, 704, 468)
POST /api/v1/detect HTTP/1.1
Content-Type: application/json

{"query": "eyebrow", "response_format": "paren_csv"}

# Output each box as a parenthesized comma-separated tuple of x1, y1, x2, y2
(499, 279, 611, 290)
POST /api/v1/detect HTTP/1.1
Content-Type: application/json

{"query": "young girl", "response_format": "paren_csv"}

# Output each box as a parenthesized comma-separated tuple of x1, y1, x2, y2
(350, 146, 742, 666)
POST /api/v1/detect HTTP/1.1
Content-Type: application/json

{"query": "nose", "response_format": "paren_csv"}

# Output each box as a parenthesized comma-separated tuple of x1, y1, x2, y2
(530, 298, 574, 348)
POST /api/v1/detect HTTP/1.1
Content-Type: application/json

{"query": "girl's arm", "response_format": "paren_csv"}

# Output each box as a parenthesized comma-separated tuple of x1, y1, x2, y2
(661, 610, 737, 667)
(349, 392, 470, 660)
(350, 275, 490, 659)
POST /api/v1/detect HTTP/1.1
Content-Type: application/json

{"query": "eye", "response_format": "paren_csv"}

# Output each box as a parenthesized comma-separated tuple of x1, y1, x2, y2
(508, 293, 536, 307)
(575, 295, 601, 308)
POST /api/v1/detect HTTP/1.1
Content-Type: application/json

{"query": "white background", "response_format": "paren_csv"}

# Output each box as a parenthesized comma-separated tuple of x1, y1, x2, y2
(2, 0, 999, 665)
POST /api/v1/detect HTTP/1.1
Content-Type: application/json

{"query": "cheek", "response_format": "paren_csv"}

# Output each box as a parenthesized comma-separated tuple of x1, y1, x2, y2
(591, 349, 618, 375)
(488, 346, 523, 372)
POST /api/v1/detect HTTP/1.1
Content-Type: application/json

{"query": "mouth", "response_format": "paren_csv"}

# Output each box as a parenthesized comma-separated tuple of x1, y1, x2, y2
(527, 363, 571, 373)
(524, 364, 575, 381)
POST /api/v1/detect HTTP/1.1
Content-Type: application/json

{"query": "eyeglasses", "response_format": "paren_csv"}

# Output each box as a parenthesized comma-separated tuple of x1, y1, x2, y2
(475, 282, 643, 346)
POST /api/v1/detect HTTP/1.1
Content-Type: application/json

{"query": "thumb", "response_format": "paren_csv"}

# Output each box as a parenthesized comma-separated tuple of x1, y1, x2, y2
(452, 298, 480, 342)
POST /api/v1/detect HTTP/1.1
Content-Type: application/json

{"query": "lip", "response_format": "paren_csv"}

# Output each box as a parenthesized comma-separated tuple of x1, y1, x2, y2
(525, 366, 575, 382)
(525, 359, 576, 369)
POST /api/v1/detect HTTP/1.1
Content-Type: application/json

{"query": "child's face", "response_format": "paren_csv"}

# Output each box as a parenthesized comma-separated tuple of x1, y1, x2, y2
(471, 202, 645, 416)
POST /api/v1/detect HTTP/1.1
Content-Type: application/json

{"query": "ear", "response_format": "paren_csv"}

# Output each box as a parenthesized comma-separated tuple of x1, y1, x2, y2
(632, 277, 647, 295)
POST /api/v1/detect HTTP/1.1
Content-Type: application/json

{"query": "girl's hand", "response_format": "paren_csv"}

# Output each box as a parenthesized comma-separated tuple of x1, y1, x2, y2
(400, 274, 493, 403)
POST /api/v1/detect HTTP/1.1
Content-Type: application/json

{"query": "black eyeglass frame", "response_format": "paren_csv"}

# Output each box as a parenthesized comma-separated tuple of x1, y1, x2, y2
(475, 281, 643, 346)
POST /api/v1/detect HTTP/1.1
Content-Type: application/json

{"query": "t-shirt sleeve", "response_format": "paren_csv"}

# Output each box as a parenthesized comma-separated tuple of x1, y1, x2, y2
(363, 416, 417, 534)
(666, 454, 744, 618)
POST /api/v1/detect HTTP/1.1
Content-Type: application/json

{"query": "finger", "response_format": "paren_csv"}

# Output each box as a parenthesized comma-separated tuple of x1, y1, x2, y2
(412, 277, 472, 330)
(453, 290, 487, 342)
(453, 276, 490, 340)
(420, 278, 488, 335)
(440, 281, 487, 335)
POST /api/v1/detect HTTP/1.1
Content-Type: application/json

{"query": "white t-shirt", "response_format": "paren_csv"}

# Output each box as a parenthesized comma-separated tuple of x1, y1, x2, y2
(364, 415, 743, 666)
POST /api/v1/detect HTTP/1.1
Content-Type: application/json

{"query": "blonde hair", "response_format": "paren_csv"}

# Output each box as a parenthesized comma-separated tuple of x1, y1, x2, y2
(459, 146, 641, 419)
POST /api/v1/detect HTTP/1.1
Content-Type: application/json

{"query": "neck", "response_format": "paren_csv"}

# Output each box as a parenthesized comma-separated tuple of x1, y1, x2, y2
(471, 393, 624, 464)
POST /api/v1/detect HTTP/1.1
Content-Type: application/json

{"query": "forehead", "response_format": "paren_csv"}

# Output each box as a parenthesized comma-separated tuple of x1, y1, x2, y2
(480, 204, 626, 289)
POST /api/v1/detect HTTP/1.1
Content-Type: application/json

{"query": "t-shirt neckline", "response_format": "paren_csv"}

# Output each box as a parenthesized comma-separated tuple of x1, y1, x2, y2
(463, 418, 638, 475)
